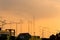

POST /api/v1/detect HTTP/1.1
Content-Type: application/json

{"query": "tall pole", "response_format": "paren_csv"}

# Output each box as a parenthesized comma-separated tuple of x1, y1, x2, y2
(16, 23, 18, 35)
(20, 19, 23, 33)
(33, 16, 35, 36)
(30, 20, 32, 35)
(28, 21, 29, 33)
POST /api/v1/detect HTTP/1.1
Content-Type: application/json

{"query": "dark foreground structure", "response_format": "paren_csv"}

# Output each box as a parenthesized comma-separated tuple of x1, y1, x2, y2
(0, 28, 60, 40)
(16, 33, 31, 40)
(41, 32, 60, 40)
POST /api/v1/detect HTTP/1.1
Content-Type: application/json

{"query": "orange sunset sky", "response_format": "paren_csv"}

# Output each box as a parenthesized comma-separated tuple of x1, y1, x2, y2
(0, 0, 60, 38)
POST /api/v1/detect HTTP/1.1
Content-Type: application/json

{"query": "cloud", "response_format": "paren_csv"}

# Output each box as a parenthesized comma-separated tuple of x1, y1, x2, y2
(0, 0, 60, 19)
(14, 0, 59, 19)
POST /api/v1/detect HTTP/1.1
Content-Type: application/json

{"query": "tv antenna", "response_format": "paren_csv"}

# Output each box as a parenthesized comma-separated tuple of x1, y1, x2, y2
(0, 17, 6, 30)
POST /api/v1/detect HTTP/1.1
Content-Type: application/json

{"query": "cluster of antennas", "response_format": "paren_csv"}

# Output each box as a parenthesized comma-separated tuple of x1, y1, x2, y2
(0, 17, 23, 36)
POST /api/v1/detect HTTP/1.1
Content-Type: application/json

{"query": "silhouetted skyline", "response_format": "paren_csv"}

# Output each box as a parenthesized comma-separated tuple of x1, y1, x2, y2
(0, 0, 60, 38)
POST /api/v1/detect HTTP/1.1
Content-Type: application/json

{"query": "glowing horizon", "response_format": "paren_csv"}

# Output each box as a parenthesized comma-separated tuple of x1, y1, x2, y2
(0, 0, 60, 38)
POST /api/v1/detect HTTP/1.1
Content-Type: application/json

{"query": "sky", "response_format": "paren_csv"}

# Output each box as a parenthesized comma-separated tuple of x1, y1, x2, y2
(0, 0, 60, 38)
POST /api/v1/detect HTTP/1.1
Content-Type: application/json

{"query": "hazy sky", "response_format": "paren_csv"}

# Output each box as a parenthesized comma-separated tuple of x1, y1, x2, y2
(0, 0, 60, 38)
(0, 0, 60, 18)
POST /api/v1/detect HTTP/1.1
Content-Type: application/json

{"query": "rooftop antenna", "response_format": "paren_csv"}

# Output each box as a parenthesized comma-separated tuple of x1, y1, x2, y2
(40, 26, 50, 38)
(39, 26, 42, 38)
(5, 21, 13, 29)
(39, 26, 44, 38)
(5, 19, 23, 36)
(42, 28, 44, 38)
(39, 26, 51, 38)
(11, 21, 21, 36)
(0, 16, 6, 30)
(6, 21, 21, 36)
